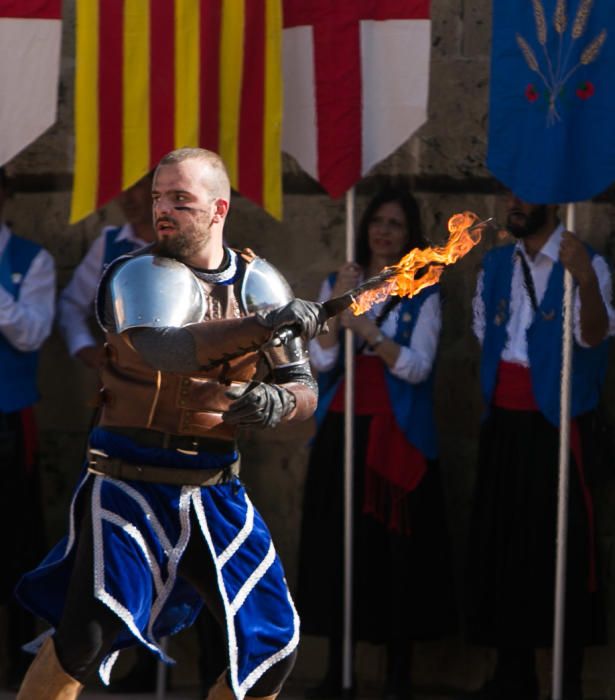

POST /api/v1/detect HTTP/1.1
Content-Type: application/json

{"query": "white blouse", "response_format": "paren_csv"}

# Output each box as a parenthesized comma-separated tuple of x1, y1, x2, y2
(0, 224, 56, 353)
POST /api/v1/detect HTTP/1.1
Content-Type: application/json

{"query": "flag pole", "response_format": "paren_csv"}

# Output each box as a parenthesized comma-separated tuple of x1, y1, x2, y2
(551, 202, 575, 700)
(156, 636, 169, 700)
(342, 187, 356, 697)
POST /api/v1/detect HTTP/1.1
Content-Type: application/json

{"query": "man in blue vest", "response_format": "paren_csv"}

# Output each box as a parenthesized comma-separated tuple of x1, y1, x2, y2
(463, 191, 614, 700)
(0, 166, 56, 688)
(57, 173, 154, 370)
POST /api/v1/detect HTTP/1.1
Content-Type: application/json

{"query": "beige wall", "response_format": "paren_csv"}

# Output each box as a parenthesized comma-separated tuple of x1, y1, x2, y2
(3, 0, 615, 695)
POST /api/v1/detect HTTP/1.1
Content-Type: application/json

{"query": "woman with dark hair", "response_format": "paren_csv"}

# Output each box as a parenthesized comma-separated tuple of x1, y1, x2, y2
(296, 186, 455, 700)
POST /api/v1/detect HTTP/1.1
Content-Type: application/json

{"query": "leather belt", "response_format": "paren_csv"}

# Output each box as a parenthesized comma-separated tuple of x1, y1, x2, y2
(87, 451, 240, 486)
(101, 427, 237, 454)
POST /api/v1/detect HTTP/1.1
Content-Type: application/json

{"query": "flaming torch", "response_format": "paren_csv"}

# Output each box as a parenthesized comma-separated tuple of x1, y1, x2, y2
(315, 210, 493, 322)
(208, 212, 495, 361)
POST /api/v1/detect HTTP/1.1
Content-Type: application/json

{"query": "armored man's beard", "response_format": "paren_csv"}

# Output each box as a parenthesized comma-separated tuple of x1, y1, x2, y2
(506, 205, 548, 240)
(154, 218, 204, 260)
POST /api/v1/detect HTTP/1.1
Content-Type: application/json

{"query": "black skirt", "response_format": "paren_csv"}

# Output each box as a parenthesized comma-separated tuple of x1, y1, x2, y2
(296, 411, 456, 644)
(464, 407, 604, 648)
(0, 410, 46, 603)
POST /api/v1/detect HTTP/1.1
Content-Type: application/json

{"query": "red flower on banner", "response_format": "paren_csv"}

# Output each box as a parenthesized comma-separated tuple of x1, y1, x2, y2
(525, 83, 539, 102)
(576, 81, 595, 99)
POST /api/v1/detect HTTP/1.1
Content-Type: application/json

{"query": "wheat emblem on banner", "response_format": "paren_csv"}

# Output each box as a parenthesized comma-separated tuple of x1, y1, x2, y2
(516, 0, 607, 125)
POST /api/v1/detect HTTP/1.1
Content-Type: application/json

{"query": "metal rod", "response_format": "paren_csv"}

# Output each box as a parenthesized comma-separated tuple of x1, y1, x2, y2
(552, 203, 575, 700)
(342, 187, 355, 695)
(156, 637, 169, 700)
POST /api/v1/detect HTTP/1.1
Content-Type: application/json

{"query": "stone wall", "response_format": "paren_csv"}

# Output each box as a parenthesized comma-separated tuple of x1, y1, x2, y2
(3, 0, 615, 695)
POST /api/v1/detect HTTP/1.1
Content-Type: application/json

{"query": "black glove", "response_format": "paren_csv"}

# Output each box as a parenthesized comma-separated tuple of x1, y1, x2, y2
(223, 382, 297, 428)
(257, 299, 328, 340)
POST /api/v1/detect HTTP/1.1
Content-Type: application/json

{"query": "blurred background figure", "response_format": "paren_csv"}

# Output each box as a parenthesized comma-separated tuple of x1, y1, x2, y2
(0, 167, 56, 689)
(57, 173, 154, 371)
(296, 185, 456, 700)
(462, 194, 615, 700)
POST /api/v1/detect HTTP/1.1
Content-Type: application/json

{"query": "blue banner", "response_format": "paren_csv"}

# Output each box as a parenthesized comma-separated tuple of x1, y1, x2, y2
(488, 0, 615, 203)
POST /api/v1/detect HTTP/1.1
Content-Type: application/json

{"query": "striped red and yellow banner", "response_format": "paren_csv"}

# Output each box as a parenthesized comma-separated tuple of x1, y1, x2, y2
(71, 0, 282, 223)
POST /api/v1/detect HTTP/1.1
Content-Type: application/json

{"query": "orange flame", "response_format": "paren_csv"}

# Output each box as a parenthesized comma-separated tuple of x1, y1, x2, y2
(351, 211, 482, 315)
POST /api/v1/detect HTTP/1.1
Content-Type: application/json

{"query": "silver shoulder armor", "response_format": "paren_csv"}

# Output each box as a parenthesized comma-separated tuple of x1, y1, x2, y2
(241, 256, 308, 367)
(240, 256, 294, 312)
(107, 255, 206, 333)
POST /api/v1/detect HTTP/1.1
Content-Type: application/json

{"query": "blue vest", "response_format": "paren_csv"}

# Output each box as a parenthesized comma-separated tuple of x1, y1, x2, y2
(480, 244, 610, 426)
(103, 226, 142, 268)
(0, 233, 43, 412)
(315, 279, 439, 459)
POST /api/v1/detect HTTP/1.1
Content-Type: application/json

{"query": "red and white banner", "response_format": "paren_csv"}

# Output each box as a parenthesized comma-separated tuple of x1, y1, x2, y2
(71, 0, 283, 223)
(0, 1, 62, 166)
(282, 0, 431, 198)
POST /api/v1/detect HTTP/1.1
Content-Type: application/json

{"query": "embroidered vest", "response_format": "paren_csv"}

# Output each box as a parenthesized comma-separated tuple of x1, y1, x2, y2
(479, 244, 609, 426)
(315, 277, 439, 459)
(0, 233, 42, 412)
(103, 226, 143, 268)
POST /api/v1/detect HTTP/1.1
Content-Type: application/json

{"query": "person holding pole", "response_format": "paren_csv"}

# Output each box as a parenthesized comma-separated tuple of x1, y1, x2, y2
(462, 190, 614, 700)
(14, 148, 326, 700)
(297, 185, 456, 700)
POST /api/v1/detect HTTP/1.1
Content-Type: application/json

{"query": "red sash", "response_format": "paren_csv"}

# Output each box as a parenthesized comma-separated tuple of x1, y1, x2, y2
(493, 360, 539, 411)
(329, 355, 426, 533)
(20, 406, 38, 475)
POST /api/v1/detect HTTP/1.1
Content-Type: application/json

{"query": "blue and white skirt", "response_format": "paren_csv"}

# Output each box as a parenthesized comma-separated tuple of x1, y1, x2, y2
(16, 430, 299, 699)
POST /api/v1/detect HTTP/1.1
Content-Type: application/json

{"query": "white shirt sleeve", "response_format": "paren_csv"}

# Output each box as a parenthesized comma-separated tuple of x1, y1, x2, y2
(57, 232, 106, 356)
(309, 277, 341, 372)
(389, 292, 441, 384)
(573, 254, 615, 346)
(0, 247, 56, 351)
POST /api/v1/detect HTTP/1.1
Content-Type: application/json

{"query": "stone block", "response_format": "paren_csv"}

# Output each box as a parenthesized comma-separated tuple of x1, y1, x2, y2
(417, 60, 490, 177)
(431, 0, 464, 61)
(462, 0, 491, 58)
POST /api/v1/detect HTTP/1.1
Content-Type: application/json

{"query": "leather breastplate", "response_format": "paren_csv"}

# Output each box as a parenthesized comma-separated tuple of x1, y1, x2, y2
(98, 276, 261, 441)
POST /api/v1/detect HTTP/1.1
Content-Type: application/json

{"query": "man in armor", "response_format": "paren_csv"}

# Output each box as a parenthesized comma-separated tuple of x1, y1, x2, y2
(15, 148, 325, 700)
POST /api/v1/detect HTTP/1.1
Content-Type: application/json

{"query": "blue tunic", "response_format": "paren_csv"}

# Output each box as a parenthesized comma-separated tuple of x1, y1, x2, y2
(16, 433, 298, 699)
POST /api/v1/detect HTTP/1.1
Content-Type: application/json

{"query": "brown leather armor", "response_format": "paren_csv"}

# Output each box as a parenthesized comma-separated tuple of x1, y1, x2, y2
(98, 260, 270, 441)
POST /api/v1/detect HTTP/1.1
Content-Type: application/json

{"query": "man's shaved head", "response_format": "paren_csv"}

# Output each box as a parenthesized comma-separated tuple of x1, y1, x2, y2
(156, 148, 231, 202)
